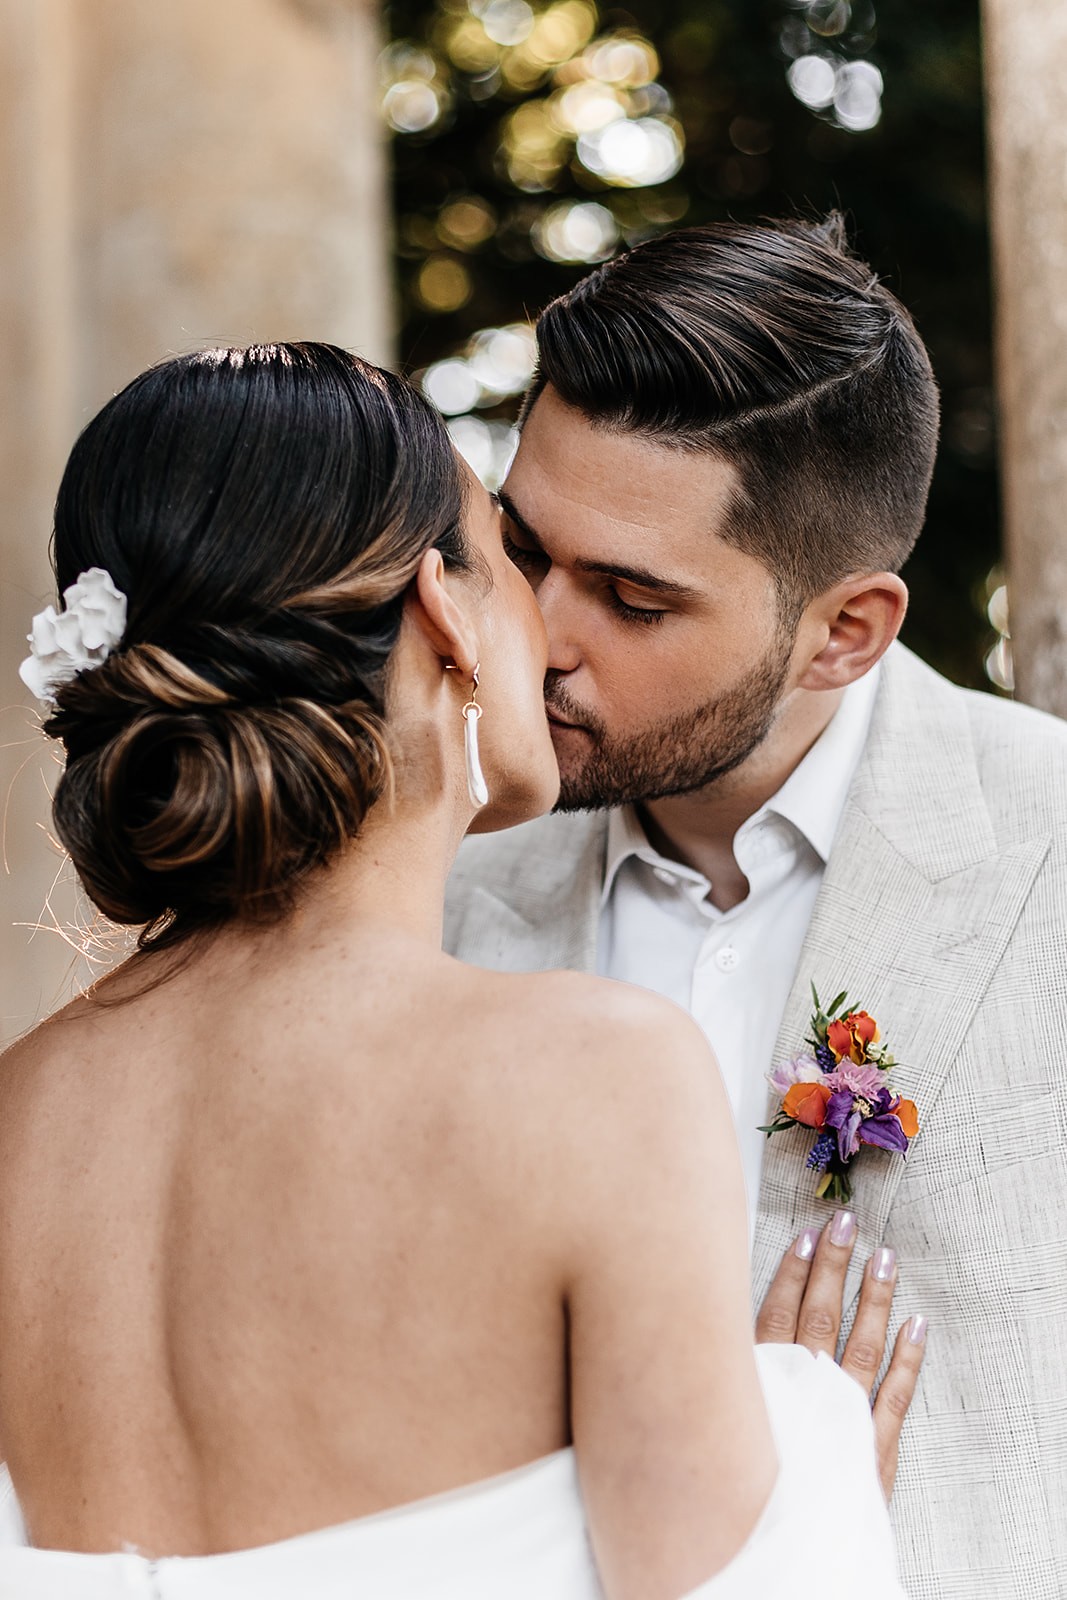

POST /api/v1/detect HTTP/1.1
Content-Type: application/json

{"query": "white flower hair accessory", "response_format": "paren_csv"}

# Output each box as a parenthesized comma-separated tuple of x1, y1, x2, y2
(19, 567, 128, 708)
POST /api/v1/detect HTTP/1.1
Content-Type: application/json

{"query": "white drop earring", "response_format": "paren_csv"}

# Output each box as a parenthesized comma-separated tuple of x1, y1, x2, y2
(448, 663, 489, 808)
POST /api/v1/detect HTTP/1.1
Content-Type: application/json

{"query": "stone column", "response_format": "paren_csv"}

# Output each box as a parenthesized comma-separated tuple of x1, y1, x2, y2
(0, 0, 392, 1044)
(982, 0, 1067, 717)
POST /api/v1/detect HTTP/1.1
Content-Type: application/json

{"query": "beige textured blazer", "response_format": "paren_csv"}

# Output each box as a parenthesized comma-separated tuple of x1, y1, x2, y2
(444, 643, 1067, 1600)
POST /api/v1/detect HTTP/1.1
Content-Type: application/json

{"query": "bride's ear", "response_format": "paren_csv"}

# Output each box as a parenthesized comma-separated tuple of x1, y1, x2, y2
(407, 548, 480, 677)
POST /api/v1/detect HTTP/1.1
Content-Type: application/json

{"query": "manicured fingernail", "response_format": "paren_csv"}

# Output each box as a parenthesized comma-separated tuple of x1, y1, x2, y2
(794, 1226, 819, 1261)
(906, 1314, 928, 1346)
(829, 1210, 857, 1247)
(872, 1246, 897, 1283)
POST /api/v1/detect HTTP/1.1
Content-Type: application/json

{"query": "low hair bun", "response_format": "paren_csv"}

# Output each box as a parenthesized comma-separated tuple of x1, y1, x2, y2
(39, 341, 469, 950)
(49, 641, 391, 945)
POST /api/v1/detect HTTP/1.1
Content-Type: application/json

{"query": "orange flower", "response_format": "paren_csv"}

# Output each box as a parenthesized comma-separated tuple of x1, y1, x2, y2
(894, 1099, 919, 1138)
(826, 1019, 852, 1059)
(783, 1081, 832, 1129)
(827, 1010, 880, 1065)
(850, 1011, 879, 1046)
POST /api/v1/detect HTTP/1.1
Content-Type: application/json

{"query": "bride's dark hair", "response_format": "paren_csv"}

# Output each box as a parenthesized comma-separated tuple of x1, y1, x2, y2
(42, 342, 471, 951)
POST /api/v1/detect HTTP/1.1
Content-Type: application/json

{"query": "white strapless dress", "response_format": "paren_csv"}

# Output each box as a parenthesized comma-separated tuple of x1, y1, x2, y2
(0, 1345, 907, 1598)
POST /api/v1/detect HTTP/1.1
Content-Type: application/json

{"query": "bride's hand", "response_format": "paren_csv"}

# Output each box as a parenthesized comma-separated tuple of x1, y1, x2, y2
(754, 1214, 927, 1502)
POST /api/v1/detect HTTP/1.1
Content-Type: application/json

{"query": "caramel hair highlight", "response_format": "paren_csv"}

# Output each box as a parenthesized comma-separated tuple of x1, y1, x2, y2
(41, 342, 467, 951)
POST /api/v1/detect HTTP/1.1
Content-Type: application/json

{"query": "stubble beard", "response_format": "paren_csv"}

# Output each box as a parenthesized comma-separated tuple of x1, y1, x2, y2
(548, 635, 795, 812)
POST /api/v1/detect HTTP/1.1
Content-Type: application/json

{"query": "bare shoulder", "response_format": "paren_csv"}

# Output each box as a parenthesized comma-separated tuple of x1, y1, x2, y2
(454, 963, 735, 1181)
(0, 990, 100, 1083)
(472, 962, 715, 1074)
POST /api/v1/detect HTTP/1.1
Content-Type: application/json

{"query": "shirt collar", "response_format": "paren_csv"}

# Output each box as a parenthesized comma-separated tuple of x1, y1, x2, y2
(766, 660, 881, 863)
(600, 662, 881, 904)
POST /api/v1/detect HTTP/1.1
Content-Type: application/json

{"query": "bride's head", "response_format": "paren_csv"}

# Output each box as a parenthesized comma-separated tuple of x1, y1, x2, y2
(36, 342, 558, 949)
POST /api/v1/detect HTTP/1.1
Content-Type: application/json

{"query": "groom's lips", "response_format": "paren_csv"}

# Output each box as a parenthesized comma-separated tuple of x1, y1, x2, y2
(545, 706, 584, 731)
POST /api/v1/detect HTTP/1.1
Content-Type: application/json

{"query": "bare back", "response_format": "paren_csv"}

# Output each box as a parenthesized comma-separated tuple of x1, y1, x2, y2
(3, 335, 777, 1597)
(0, 930, 582, 1556)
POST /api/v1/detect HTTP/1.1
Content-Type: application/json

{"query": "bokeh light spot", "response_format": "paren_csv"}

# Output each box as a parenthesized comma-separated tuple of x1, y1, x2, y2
(535, 199, 619, 262)
(987, 583, 1010, 638)
(787, 54, 837, 111)
(983, 571, 1013, 692)
(585, 35, 658, 87)
(379, 43, 438, 85)
(805, 0, 852, 40)
(447, 416, 520, 490)
(577, 117, 683, 187)
(471, 0, 535, 47)
(728, 116, 774, 155)
(502, 100, 568, 189)
(525, 2, 597, 66)
(422, 358, 483, 415)
(833, 59, 883, 131)
(985, 636, 1014, 693)
(551, 81, 626, 134)
(466, 323, 538, 395)
(445, 18, 502, 73)
(383, 80, 444, 133)
(416, 255, 473, 311)
(438, 196, 498, 249)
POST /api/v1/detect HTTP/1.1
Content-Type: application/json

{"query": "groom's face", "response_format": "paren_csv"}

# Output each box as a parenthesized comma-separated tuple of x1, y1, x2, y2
(500, 386, 797, 810)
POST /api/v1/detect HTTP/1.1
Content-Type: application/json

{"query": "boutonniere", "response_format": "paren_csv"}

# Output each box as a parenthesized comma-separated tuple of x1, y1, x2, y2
(760, 985, 920, 1202)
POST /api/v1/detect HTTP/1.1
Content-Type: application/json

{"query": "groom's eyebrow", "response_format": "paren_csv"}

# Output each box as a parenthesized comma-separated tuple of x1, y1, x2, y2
(497, 489, 547, 551)
(497, 488, 701, 602)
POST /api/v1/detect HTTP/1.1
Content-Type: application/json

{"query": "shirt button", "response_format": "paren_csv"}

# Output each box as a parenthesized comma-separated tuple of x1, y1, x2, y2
(652, 866, 677, 886)
(715, 946, 739, 973)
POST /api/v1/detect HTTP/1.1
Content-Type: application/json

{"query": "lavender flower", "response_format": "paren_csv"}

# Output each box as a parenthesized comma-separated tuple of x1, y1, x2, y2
(806, 1132, 836, 1172)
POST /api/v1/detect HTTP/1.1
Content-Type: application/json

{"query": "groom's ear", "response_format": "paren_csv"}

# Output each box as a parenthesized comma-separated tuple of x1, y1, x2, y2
(406, 548, 480, 677)
(794, 571, 908, 691)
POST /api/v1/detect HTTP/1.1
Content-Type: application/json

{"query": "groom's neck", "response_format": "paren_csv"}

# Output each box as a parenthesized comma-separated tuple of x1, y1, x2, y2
(638, 685, 843, 912)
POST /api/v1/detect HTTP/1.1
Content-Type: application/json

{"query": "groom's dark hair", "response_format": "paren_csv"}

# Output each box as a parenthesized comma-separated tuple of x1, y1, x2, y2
(526, 214, 939, 615)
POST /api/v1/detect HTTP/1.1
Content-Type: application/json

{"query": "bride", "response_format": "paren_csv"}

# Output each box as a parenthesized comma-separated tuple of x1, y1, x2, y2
(0, 343, 920, 1598)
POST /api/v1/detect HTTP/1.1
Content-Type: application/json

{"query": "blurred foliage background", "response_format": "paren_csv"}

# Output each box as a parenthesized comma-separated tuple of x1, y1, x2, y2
(382, 0, 1002, 689)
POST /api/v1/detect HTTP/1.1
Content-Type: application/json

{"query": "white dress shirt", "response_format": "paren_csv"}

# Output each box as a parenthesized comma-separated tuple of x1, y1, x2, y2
(597, 667, 880, 1230)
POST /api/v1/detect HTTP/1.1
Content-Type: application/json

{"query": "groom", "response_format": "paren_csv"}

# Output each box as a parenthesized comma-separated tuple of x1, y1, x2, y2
(444, 216, 1067, 1598)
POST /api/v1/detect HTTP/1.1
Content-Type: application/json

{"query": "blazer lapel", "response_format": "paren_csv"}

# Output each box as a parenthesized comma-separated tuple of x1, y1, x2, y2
(445, 811, 607, 974)
(751, 647, 1050, 1306)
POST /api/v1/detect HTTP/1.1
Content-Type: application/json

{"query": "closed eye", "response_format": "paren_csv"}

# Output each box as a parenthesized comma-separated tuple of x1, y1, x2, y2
(502, 527, 548, 572)
(606, 591, 668, 626)
(501, 503, 669, 626)
(504, 528, 666, 625)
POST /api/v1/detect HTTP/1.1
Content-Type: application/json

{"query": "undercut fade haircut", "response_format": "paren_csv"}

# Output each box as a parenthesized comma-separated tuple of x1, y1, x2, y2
(526, 214, 940, 617)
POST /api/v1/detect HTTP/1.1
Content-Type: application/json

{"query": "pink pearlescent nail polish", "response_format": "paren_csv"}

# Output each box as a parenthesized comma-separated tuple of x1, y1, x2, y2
(906, 1314, 928, 1346)
(872, 1246, 897, 1283)
(794, 1226, 819, 1261)
(829, 1210, 857, 1248)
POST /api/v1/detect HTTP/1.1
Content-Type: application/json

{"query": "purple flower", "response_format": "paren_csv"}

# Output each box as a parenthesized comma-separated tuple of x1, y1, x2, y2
(806, 1132, 836, 1172)
(826, 1062, 887, 1099)
(857, 1113, 910, 1155)
(826, 1090, 863, 1162)
(825, 1084, 911, 1166)
(815, 1042, 837, 1073)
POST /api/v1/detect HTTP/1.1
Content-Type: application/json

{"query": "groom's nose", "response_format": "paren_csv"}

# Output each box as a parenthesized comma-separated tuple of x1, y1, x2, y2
(535, 570, 582, 675)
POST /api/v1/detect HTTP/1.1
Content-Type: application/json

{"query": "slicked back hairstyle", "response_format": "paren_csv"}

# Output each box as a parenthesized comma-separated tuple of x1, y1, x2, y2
(43, 342, 471, 952)
(527, 215, 940, 615)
